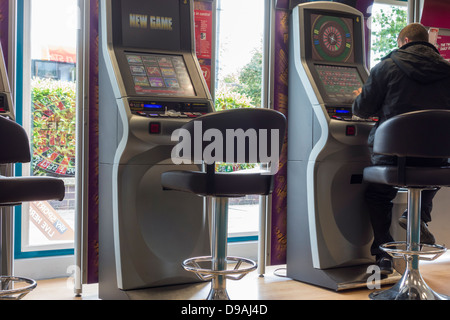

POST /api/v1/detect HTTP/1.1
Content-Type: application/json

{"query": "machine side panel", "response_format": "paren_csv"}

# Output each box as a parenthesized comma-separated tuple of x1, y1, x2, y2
(287, 161, 339, 290)
(98, 22, 127, 298)
(99, 50, 121, 165)
(98, 163, 127, 299)
(287, 6, 335, 287)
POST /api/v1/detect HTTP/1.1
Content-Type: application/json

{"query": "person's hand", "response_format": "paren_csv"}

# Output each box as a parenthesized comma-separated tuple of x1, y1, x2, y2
(353, 87, 362, 97)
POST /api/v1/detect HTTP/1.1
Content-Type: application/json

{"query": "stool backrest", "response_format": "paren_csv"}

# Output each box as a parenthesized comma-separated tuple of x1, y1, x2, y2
(0, 116, 31, 164)
(373, 109, 450, 159)
(172, 108, 286, 171)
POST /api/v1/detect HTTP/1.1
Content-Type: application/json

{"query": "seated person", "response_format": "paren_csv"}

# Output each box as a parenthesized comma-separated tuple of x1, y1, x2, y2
(352, 23, 450, 274)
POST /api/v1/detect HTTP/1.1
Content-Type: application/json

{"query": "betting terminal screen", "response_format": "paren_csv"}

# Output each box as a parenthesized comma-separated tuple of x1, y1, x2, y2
(311, 14, 355, 63)
(304, 10, 365, 106)
(315, 64, 363, 104)
(126, 53, 196, 97)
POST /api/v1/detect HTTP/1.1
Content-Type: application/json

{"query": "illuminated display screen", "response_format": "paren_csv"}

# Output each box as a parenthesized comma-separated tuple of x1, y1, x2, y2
(120, 0, 181, 51)
(311, 14, 354, 63)
(315, 64, 363, 104)
(144, 104, 163, 109)
(126, 53, 196, 97)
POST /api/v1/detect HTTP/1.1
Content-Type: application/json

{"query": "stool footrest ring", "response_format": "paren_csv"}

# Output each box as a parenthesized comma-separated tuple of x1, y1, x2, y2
(182, 256, 257, 281)
(0, 276, 37, 300)
(380, 241, 447, 261)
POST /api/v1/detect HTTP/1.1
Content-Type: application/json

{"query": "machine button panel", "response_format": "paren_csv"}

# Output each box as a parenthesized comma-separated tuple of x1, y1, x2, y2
(132, 111, 206, 118)
(130, 100, 208, 119)
(327, 106, 378, 122)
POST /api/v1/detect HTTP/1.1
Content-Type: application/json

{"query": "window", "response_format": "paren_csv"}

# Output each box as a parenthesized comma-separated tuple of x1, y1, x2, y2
(215, 0, 265, 241)
(16, 0, 78, 258)
(370, 0, 408, 68)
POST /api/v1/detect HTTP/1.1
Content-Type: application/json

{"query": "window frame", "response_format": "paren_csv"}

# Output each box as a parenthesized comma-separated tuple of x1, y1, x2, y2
(14, 0, 77, 260)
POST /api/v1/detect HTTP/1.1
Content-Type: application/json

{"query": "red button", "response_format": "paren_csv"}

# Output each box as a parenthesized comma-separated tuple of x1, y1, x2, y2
(346, 125, 356, 136)
(149, 122, 161, 134)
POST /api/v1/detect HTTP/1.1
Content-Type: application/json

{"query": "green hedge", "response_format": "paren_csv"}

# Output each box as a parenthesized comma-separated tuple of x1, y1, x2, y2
(31, 78, 76, 177)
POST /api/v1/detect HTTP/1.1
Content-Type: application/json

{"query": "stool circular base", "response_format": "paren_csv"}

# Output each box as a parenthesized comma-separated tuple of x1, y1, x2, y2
(182, 256, 257, 281)
(0, 276, 37, 300)
(370, 268, 450, 300)
(182, 256, 257, 300)
(369, 241, 449, 300)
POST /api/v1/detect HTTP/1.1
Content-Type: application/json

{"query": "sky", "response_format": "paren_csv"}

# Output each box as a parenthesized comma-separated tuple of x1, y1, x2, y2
(29, 0, 264, 78)
(30, 0, 77, 60)
(216, 0, 264, 81)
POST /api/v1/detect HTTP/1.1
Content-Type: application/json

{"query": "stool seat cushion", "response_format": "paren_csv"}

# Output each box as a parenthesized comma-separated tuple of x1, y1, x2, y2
(0, 117, 31, 164)
(363, 166, 450, 188)
(0, 176, 65, 206)
(161, 170, 274, 197)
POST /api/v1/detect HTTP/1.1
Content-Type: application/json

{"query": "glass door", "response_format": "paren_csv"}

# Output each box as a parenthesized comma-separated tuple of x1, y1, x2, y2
(16, 0, 78, 257)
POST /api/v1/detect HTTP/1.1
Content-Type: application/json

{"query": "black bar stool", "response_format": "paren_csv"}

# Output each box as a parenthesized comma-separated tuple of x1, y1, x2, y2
(162, 108, 286, 300)
(363, 109, 450, 300)
(0, 116, 65, 299)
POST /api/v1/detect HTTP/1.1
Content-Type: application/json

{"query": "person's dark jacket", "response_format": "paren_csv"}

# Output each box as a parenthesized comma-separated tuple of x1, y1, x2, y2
(353, 41, 450, 156)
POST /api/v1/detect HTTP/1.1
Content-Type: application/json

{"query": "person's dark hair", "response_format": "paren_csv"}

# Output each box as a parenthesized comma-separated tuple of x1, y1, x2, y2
(398, 23, 429, 43)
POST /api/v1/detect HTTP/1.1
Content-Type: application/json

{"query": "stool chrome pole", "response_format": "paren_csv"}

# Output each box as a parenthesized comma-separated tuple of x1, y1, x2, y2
(182, 197, 258, 300)
(207, 197, 230, 300)
(370, 188, 450, 300)
(407, 188, 421, 270)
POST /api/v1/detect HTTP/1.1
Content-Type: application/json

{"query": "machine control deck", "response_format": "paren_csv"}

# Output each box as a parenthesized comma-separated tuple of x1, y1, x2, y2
(130, 100, 208, 119)
(327, 106, 378, 122)
(133, 110, 207, 118)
